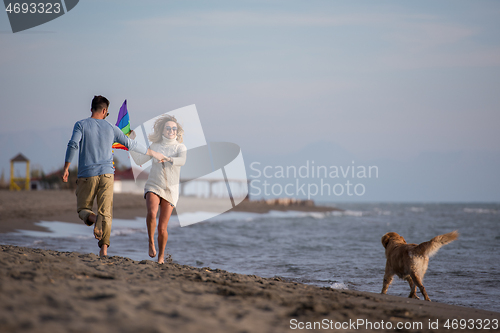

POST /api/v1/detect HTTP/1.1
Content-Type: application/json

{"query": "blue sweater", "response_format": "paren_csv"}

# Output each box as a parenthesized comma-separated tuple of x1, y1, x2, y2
(65, 118, 147, 178)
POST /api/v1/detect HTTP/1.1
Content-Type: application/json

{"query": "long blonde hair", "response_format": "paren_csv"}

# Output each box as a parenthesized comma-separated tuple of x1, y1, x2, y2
(148, 114, 184, 143)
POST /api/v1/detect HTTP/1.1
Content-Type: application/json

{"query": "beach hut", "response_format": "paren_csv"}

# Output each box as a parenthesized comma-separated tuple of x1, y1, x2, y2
(10, 153, 30, 191)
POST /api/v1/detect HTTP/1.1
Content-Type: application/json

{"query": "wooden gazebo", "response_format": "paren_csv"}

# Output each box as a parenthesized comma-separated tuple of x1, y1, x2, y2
(10, 153, 30, 191)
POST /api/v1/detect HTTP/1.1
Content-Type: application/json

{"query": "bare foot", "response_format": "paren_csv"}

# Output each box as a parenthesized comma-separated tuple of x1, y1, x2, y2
(100, 244, 108, 257)
(158, 257, 164, 264)
(94, 214, 103, 240)
(148, 242, 157, 258)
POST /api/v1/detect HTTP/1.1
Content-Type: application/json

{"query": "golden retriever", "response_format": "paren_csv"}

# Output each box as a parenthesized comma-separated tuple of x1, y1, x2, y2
(381, 230, 459, 301)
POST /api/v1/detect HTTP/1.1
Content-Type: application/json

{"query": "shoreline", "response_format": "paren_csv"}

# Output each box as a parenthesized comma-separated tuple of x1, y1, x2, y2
(1, 244, 498, 333)
(0, 190, 340, 234)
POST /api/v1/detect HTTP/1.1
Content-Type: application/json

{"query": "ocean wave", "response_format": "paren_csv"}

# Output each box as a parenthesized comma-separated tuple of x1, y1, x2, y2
(115, 209, 368, 226)
(374, 208, 391, 216)
(463, 208, 498, 214)
(177, 210, 331, 224)
(342, 210, 364, 217)
(331, 209, 390, 217)
(111, 228, 147, 237)
(409, 207, 425, 213)
(330, 282, 349, 290)
(72, 234, 94, 240)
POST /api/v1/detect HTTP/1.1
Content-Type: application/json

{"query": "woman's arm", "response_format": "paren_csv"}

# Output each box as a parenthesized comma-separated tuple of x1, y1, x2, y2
(170, 144, 187, 166)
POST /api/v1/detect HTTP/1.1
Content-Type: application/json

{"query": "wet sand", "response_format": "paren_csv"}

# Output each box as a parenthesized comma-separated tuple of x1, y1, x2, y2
(1, 245, 499, 333)
(0, 190, 499, 332)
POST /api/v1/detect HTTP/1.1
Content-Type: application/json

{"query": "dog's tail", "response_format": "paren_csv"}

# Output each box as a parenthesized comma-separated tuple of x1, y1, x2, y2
(414, 230, 459, 257)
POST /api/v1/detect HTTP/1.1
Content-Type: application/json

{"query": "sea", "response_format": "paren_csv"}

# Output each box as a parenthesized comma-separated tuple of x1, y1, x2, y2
(1, 202, 499, 313)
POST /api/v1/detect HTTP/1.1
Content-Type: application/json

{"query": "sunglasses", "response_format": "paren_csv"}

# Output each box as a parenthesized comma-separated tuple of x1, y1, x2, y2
(165, 126, 177, 132)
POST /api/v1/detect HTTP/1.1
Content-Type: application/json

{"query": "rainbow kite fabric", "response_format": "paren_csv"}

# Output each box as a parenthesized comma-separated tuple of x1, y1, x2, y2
(112, 100, 131, 151)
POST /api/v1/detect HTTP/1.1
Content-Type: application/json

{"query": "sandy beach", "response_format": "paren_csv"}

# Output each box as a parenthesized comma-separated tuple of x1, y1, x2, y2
(1, 190, 499, 332)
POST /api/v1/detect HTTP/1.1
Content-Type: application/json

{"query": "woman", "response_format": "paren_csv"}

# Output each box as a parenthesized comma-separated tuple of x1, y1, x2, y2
(130, 115, 187, 263)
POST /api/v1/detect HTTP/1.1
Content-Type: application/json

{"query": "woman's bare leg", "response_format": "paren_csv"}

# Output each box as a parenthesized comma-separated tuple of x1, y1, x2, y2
(157, 200, 174, 264)
(145, 193, 160, 258)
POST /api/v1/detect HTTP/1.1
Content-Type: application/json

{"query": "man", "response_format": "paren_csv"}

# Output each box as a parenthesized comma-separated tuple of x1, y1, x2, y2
(63, 95, 166, 257)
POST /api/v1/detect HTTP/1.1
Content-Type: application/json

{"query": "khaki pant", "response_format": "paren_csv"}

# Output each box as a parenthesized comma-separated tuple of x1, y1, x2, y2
(76, 174, 114, 248)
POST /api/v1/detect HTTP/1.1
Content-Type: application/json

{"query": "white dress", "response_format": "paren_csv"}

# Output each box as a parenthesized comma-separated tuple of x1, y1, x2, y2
(130, 136, 187, 206)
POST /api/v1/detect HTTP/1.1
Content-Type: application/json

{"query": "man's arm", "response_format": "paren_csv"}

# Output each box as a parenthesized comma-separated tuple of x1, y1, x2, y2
(128, 130, 153, 165)
(113, 126, 147, 154)
(114, 127, 167, 162)
(62, 122, 82, 182)
(62, 162, 71, 182)
(113, 126, 141, 152)
(170, 145, 187, 166)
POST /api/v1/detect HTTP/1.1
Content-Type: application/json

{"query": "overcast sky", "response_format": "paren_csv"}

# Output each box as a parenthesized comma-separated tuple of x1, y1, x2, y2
(1, 0, 499, 201)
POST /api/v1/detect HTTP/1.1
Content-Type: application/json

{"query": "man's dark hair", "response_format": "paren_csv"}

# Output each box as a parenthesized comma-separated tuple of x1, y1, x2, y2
(91, 95, 110, 112)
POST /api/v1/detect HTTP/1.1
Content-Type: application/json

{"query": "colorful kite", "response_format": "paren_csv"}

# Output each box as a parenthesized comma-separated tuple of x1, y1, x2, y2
(112, 100, 131, 151)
